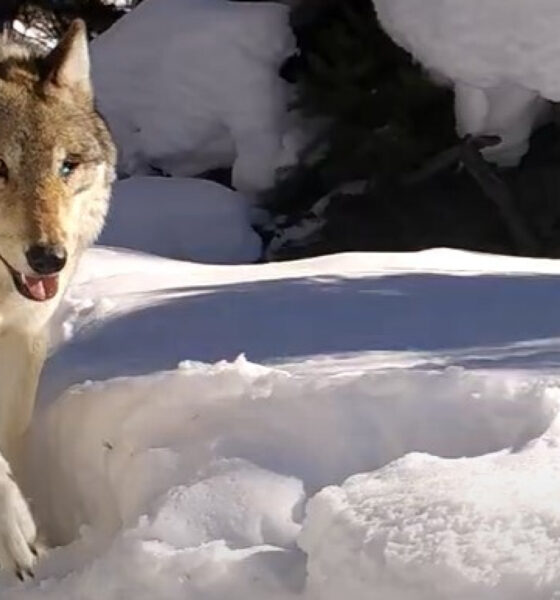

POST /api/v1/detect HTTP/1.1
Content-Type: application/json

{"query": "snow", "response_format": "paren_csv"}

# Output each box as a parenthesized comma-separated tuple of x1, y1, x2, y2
(98, 177, 262, 264)
(372, 0, 558, 165)
(0, 241, 557, 598)
(12, 20, 56, 49)
(302, 436, 560, 600)
(91, 0, 296, 192)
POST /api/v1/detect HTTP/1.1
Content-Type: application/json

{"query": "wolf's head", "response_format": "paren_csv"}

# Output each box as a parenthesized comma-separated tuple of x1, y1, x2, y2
(0, 20, 115, 303)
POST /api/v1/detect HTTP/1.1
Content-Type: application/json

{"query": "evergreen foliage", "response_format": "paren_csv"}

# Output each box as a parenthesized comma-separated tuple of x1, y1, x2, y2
(268, 0, 457, 215)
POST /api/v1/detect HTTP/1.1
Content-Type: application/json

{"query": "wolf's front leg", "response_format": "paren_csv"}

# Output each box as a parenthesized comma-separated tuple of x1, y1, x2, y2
(0, 452, 37, 577)
(0, 329, 46, 576)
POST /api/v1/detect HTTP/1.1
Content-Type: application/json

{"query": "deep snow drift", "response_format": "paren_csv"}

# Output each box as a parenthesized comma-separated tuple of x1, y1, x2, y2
(372, 0, 557, 165)
(91, 0, 297, 192)
(1, 244, 560, 598)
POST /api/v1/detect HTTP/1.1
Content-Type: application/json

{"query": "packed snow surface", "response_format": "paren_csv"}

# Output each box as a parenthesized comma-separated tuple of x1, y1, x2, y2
(0, 243, 559, 599)
(372, 0, 560, 164)
(99, 177, 262, 264)
(91, 0, 296, 191)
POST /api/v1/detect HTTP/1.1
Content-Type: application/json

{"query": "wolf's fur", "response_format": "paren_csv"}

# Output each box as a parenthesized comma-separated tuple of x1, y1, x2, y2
(0, 22, 115, 577)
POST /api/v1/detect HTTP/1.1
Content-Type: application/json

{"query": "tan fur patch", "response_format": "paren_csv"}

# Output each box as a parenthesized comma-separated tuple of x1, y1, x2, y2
(0, 25, 115, 267)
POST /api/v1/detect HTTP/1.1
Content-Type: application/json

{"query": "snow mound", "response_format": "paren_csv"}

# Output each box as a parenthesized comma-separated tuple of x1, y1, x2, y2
(302, 436, 560, 600)
(4, 246, 560, 597)
(7, 355, 557, 598)
(91, 0, 295, 192)
(372, 0, 557, 165)
(98, 177, 262, 264)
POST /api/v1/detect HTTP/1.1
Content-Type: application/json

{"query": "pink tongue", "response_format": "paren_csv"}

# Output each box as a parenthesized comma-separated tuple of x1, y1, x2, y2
(25, 275, 59, 301)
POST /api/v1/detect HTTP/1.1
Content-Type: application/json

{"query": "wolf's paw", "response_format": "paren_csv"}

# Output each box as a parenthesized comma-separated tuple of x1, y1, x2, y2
(0, 472, 37, 579)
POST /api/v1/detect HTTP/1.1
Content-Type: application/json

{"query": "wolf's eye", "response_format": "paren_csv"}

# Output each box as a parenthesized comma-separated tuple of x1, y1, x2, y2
(0, 159, 8, 181)
(59, 158, 80, 179)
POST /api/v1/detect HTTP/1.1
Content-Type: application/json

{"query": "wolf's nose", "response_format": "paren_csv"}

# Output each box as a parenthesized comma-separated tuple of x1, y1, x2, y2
(26, 244, 67, 275)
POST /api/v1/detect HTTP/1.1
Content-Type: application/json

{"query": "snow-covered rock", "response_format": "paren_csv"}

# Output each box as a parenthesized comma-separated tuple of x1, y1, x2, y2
(99, 177, 262, 264)
(91, 0, 296, 192)
(372, 0, 558, 165)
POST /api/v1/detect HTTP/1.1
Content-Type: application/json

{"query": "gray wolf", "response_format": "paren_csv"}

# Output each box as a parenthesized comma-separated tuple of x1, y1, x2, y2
(0, 20, 115, 578)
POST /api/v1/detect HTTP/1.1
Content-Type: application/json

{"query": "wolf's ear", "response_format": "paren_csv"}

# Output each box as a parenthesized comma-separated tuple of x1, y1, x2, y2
(44, 20, 91, 99)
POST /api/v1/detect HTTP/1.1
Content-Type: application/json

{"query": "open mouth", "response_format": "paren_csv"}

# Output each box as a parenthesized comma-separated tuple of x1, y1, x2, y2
(0, 257, 59, 302)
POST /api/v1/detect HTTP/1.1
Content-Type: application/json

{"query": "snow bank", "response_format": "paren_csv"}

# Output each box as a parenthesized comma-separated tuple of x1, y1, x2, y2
(1, 245, 560, 597)
(44, 245, 560, 395)
(372, 0, 558, 164)
(302, 435, 560, 600)
(91, 0, 296, 192)
(6, 357, 560, 599)
(98, 177, 262, 264)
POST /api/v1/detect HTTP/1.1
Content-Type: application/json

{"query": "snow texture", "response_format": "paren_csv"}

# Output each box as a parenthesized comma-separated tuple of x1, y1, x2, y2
(302, 437, 560, 600)
(91, 0, 296, 192)
(99, 177, 262, 264)
(372, 0, 560, 165)
(0, 241, 557, 598)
